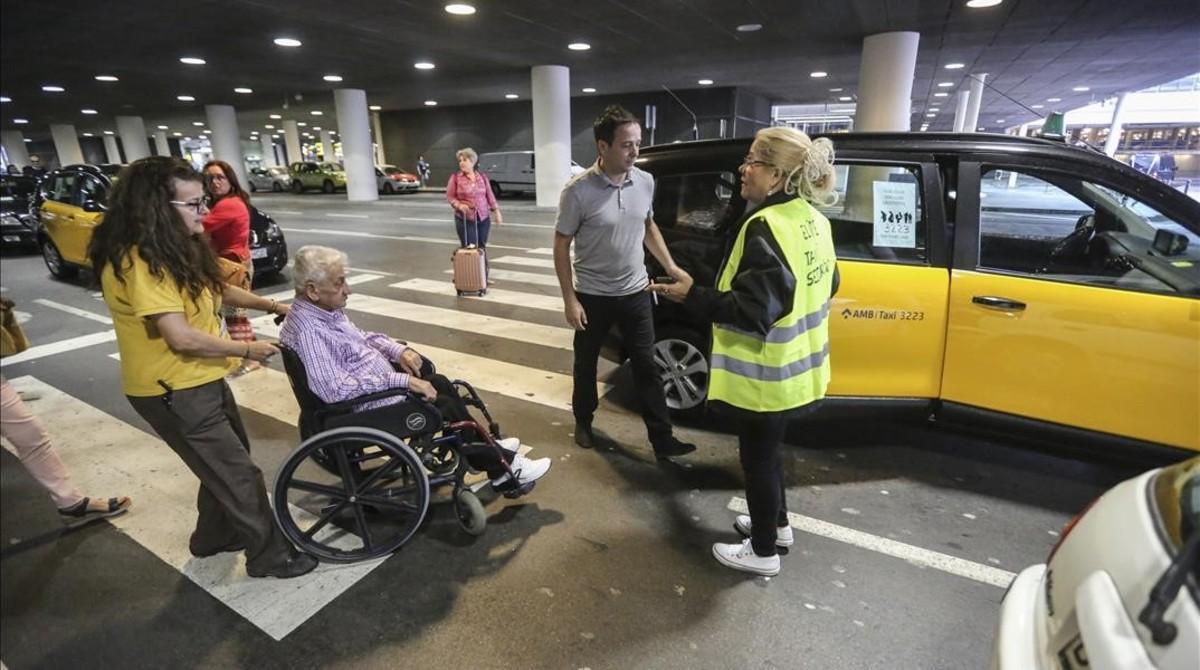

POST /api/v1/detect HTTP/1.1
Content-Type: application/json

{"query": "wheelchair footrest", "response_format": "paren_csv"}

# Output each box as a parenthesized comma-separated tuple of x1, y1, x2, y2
(501, 480, 535, 499)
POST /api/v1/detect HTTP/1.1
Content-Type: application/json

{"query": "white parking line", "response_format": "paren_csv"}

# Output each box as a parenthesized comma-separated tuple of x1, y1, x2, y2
(32, 299, 114, 325)
(490, 255, 555, 270)
(727, 497, 1016, 588)
(327, 213, 370, 219)
(0, 330, 118, 365)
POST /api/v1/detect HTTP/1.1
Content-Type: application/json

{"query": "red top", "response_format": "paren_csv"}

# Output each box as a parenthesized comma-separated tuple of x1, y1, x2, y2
(202, 196, 251, 262)
(446, 170, 497, 221)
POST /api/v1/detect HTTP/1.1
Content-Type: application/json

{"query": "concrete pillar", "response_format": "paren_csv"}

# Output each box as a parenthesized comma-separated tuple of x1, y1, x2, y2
(1103, 92, 1130, 157)
(333, 88, 378, 202)
(531, 65, 572, 207)
(320, 130, 335, 163)
(116, 116, 151, 161)
(50, 124, 85, 166)
(964, 74, 987, 132)
(102, 134, 121, 163)
(283, 120, 301, 167)
(205, 105, 246, 186)
(370, 111, 386, 165)
(154, 130, 171, 157)
(1, 131, 30, 168)
(259, 135, 277, 167)
(952, 90, 971, 132)
(853, 32, 919, 131)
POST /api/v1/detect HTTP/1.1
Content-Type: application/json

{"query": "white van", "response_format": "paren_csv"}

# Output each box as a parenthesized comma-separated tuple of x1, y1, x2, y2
(476, 151, 585, 197)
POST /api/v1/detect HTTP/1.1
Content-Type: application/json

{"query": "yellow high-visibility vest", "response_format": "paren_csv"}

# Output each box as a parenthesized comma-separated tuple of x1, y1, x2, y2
(709, 197, 836, 413)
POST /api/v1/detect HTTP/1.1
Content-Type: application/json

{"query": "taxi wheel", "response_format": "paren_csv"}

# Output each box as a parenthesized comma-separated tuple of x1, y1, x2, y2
(653, 325, 709, 419)
(41, 238, 78, 280)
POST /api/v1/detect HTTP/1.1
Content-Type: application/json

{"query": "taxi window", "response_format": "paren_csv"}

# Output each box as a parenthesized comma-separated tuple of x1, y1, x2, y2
(978, 168, 1199, 296)
(653, 172, 738, 232)
(48, 174, 77, 203)
(815, 163, 927, 265)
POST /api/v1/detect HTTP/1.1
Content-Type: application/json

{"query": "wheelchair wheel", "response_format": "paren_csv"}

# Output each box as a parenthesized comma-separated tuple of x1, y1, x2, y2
(454, 489, 487, 536)
(274, 427, 430, 563)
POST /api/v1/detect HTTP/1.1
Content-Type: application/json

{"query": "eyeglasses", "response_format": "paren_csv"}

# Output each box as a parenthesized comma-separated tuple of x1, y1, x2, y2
(169, 199, 208, 214)
(741, 155, 774, 169)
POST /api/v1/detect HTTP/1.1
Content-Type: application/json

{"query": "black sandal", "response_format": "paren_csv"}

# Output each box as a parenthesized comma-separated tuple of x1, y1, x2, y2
(58, 496, 131, 522)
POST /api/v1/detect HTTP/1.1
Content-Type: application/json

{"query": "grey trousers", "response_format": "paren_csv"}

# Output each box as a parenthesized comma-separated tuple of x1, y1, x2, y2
(129, 378, 294, 571)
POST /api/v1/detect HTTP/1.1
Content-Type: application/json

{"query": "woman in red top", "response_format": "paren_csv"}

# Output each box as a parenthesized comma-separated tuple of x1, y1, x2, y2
(203, 160, 257, 371)
(446, 147, 503, 248)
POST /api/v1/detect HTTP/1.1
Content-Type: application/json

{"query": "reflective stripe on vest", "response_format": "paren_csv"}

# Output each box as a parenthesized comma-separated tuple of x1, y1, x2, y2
(708, 198, 835, 412)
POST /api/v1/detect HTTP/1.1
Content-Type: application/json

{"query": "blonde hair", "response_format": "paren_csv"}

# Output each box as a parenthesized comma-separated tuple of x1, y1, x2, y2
(455, 147, 478, 165)
(754, 127, 837, 206)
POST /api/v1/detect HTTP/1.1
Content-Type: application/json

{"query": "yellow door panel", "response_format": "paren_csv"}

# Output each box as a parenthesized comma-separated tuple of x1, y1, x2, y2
(39, 201, 75, 257)
(68, 211, 104, 265)
(827, 261, 950, 398)
(942, 270, 1200, 451)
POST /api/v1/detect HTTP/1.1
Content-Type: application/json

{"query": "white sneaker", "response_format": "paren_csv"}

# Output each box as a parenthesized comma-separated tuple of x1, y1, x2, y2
(491, 453, 551, 491)
(734, 514, 794, 547)
(497, 436, 520, 452)
(712, 538, 780, 576)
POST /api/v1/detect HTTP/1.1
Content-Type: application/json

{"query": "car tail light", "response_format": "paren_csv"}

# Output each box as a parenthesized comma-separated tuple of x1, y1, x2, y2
(1047, 497, 1099, 562)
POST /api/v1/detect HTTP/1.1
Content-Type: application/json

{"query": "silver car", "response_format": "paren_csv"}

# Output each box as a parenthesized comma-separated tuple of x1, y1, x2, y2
(248, 166, 290, 193)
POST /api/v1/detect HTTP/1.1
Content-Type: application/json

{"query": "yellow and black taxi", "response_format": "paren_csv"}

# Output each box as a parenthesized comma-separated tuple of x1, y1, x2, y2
(637, 133, 1200, 454)
(37, 163, 288, 281)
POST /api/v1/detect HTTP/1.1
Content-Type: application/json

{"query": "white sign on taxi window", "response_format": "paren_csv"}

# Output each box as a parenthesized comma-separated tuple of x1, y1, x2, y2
(872, 181, 917, 248)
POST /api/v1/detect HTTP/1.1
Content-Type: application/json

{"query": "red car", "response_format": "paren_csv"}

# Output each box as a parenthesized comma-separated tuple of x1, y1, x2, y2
(376, 165, 420, 194)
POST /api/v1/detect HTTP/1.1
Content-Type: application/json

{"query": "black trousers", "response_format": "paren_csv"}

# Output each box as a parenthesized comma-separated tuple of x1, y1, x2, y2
(426, 372, 512, 479)
(572, 291, 672, 447)
(129, 379, 295, 571)
(737, 402, 821, 557)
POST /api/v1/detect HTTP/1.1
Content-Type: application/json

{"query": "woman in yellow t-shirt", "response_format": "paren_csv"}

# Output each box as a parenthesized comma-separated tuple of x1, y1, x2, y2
(88, 157, 315, 579)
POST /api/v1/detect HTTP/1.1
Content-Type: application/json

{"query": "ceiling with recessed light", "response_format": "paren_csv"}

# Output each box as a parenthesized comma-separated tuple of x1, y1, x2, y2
(1, 0, 1198, 139)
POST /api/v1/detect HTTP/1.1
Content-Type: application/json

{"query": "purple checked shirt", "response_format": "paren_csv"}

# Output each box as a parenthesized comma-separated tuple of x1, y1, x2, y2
(279, 298, 412, 409)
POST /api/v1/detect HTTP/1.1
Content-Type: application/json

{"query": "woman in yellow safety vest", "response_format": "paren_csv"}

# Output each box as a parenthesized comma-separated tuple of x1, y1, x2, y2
(652, 126, 838, 576)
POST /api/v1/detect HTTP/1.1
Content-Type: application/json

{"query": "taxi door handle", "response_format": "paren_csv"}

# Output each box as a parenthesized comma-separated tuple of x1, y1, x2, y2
(972, 295, 1026, 311)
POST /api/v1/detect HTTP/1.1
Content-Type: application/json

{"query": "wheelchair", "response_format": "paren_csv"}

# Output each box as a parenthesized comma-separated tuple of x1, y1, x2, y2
(272, 344, 531, 563)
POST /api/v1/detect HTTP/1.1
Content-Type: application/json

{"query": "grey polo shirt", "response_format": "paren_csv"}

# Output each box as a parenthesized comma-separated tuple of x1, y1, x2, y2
(554, 163, 654, 297)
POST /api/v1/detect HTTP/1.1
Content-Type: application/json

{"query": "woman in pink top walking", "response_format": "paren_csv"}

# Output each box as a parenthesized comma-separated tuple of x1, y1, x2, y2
(446, 147, 503, 249)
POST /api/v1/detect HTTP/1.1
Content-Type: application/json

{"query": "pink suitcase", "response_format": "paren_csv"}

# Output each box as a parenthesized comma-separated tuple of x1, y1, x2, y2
(452, 245, 487, 296)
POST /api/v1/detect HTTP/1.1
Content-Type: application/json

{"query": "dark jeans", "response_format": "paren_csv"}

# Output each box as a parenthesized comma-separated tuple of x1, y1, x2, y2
(454, 214, 491, 248)
(572, 291, 672, 447)
(737, 402, 821, 557)
(129, 379, 296, 572)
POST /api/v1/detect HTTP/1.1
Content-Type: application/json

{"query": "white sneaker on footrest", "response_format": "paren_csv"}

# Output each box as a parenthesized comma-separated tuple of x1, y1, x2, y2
(734, 514, 794, 547)
(497, 436, 520, 452)
(712, 538, 780, 576)
(491, 453, 551, 492)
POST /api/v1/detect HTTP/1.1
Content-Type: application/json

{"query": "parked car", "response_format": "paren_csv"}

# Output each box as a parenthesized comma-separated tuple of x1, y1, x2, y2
(36, 164, 288, 281)
(992, 456, 1198, 670)
(248, 166, 290, 193)
(632, 133, 1200, 454)
(476, 150, 585, 197)
(1, 174, 39, 249)
(376, 164, 420, 194)
(288, 161, 346, 193)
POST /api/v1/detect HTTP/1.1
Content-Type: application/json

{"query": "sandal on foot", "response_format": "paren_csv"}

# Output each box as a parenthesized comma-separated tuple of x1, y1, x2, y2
(58, 496, 131, 523)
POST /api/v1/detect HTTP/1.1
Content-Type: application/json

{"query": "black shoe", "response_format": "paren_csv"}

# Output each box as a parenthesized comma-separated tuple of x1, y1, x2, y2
(653, 437, 697, 459)
(574, 421, 595, 449)
(247, 552, 319, 579)
(190, 541, 246, 558)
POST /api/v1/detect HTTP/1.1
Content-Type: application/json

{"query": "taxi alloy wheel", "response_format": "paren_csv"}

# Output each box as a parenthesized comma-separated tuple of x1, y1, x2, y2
(653, 325, 709, 415)
(41, 238, 78, 280)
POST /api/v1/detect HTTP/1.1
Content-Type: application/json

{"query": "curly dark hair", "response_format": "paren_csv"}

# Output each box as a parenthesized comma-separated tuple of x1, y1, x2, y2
(89, 156, 223, 302)
(202, 159, 251, 205)
(593, 104, 640, 145)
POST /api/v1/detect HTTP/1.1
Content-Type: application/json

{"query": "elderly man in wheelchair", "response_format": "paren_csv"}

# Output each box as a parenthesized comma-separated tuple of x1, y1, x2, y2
(273, 245, 550, 563)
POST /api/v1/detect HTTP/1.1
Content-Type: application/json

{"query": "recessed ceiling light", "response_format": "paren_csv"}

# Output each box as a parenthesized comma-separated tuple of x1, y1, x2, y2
(1031, 104, 1044, 109)
(177, 95, 195, 102)
(296, 121, 307, 126)
(274, 37, 302, 47)
(567, 42, 591, 51)
(265, 125, 275, 129)
(934, 92, 949, 97)
(810, 71, 828, 78)
(966, 0, 1003, 7)
(251, 130, 259, 134)
(179, 57, 206, 65)
(273, 134, 281, 139)
(838, 96, 852, 101)
(424, 100, 438, 106)
(926, 113, 937, 117)
(938, 82, 955, 88)
(698, 79, 714, 85)
(157, 125, 169, 130)
(173, 132, 182, 136)
(234, 87, 253, 94)
(42, 85, 65, 93)
(996, 118, 1006, 123)
(192, 121, 204, 126)
(313, 126, 322, 131)
(369, 105, 382, 111)
(414, 62, 435, 70)
(95, 75, 119, 82)
(736, 23, 762, 32)
(103, 130, 114, 135)
(267, 114, 281, 120)
(13, 119, 28, 124)
(445, 3, 476, 14)
(22, 138, 31, 142)
(0, 96, 10, 103)
(582, 87, 596, 93)
(504, 93, 519, 99)
(323, 74, 343, 82)
(1072, 86, 1089, 92)
(829, 88, 843, 92)
(183, 136, 191, 141)
(83, 132, 94, 137)
(1047, 97, 1061, 102)
(202, 129, 212, 134)
(944, 63, 965, 70)
(310, 110, 323, 116)
(82, 109, 98, 115)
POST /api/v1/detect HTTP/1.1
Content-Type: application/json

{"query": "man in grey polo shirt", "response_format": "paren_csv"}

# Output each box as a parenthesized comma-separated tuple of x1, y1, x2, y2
(553, 105, 695, 459)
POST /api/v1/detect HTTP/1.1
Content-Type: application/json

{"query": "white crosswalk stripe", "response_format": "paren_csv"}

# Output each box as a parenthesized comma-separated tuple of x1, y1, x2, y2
(443, 267, 560, 288)
(490, 255, 555, 270)
(389, 278, 565, 313)
(344, 294, 573, 351)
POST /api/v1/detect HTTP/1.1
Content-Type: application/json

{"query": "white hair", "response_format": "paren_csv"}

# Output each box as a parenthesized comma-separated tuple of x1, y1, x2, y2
(292, 244, 348, 293)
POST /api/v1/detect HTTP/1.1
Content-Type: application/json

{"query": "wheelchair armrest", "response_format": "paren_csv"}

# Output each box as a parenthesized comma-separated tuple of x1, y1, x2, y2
(314, 387, 414, 419)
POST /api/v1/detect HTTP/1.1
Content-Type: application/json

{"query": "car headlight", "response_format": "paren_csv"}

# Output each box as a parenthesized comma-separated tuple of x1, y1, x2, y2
(266, 221, 282, 240)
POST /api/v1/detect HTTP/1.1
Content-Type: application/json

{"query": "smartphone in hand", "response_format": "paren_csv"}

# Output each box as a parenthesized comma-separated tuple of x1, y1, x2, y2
(653, 276, 677, 285)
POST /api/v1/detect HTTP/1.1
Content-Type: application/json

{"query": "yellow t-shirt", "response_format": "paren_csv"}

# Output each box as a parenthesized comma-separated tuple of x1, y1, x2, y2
(101, 248, 237, 396)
